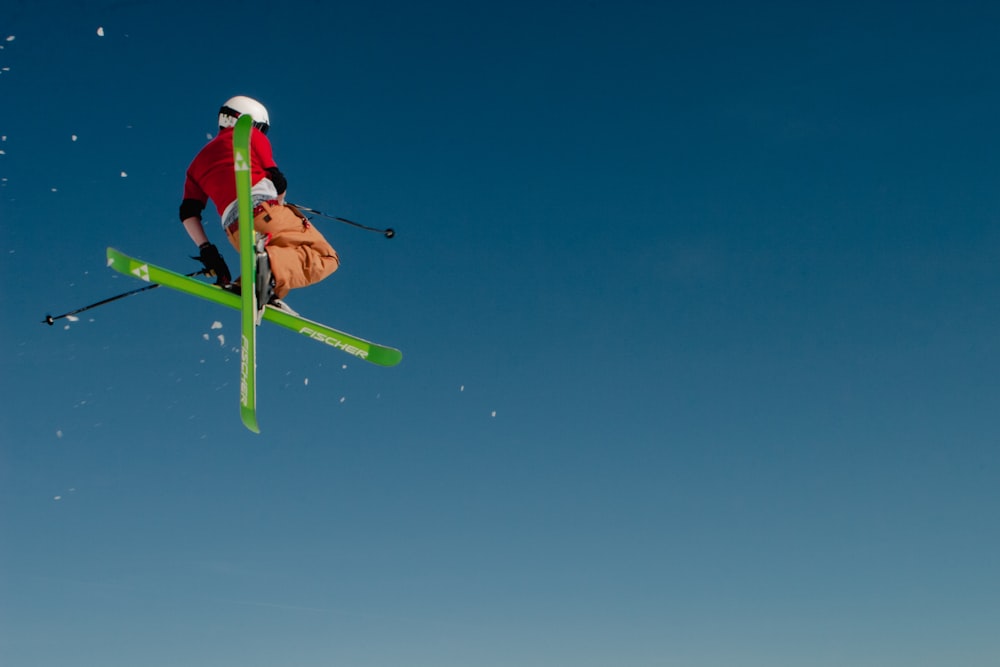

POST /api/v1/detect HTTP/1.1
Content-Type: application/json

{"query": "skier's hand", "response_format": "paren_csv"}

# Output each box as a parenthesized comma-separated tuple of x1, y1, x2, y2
(193, 242, 232, 286)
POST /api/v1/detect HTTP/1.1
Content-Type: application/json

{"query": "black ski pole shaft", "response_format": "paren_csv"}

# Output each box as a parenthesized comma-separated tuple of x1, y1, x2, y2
(289, 202, 395, 238)
(42, 270, 206, 326)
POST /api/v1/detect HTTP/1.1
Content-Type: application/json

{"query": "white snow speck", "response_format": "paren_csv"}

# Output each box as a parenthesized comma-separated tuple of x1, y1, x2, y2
(206, 133, 213, 140)
(491, 410, 497, 418)
(71, 135, 78, 142)
(120, 171, 127, 178)
(0, 150, 5, 155)
(340, 397, 346, 403)
(56, 430, 63, 439)
(202, 333, 209, 341)
(54, 496, 62, 501)
(341, 364, 347, 370)
(97, 27, 105, 37)
(66, 315, 79, 322)
(217, 335, 224, 346)
(304, 378, 309, 386)
(460, 385, 465, 392)
(63, 325, 70, 330)
(51, 188, 58, 192)
(5, 36, 14, 42)
(211, 321, 223, 329)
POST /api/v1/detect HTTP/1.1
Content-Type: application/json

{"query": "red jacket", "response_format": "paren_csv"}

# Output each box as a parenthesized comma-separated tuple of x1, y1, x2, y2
(183, 127, 278, 216)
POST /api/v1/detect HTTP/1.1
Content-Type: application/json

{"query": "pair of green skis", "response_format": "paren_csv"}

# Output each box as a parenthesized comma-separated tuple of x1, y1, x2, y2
(107, 115, 401, 433)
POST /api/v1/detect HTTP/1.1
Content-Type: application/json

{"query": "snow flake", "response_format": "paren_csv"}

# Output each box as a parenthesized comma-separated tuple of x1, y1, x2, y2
(491, 410, 497, 418)
(460, 385, 465, 392)
(217, 335, 224, 346)
(304, 378, 309, 386)
(211, 321, 223, 329)
(66, 315, 79, 322)
(96, 27, 105, 37)
(5, 36, 14, 42)
(71, 135, 78, 142)
(340, 397, 346, 403)
(202, 333, 209, 341)
(56, 430, 63, 439)
(54, 496, 62, 501)
(120, 171, 127, 178)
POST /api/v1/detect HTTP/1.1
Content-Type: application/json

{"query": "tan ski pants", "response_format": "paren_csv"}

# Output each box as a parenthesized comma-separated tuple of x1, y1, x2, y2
(226, 201, 339, 298)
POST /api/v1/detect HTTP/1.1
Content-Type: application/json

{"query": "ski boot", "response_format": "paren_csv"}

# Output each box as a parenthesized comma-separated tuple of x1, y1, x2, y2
(254, 233, 273, 323)
(252, 234, 299, 317)
(267, 296, 298, 316)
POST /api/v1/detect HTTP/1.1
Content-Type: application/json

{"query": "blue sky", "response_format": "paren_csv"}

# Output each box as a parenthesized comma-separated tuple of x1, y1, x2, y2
(2, 1, 1000, 665)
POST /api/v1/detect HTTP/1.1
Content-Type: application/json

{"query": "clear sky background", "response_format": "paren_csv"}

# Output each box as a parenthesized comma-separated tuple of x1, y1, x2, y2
(2, 1, 1000, 665)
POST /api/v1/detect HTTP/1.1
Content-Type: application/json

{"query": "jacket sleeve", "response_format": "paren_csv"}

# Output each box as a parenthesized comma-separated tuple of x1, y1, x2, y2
(180, 168, 208, 220)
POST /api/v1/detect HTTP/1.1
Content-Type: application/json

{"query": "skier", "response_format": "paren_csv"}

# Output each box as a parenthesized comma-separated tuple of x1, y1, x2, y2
(179, 95, 340, 309)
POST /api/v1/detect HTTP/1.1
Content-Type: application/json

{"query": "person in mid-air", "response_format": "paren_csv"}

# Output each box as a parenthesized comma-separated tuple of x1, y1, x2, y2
(179, 95, 339, 310)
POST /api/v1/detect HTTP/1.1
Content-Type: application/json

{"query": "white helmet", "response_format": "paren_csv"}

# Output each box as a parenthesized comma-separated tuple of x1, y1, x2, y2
(218, 95, 270, 134)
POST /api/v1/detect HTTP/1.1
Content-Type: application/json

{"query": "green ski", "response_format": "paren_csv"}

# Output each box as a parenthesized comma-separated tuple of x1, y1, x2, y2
(233, 114, 259, 432)
(106, 247, 402, 366)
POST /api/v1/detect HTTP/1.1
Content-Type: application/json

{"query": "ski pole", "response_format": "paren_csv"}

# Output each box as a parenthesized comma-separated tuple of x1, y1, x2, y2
(288, 202, 396, 239)
(43, 269, 206, 326)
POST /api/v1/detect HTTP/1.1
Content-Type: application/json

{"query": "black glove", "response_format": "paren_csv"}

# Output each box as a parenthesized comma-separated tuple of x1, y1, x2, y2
(193, 242, 232, 286)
